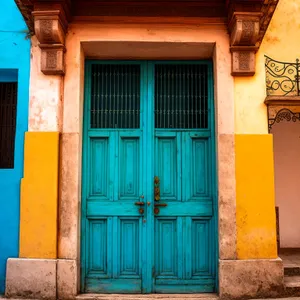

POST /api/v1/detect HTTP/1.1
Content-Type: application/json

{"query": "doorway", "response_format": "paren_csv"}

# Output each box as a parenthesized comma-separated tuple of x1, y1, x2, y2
(81, 61, 217, 293)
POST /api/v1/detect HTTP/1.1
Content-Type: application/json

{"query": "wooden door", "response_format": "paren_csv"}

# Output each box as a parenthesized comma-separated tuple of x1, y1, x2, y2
(81, 61, 217, 294)
(151, 63, 216, 293)
(81, 62, 149, 293)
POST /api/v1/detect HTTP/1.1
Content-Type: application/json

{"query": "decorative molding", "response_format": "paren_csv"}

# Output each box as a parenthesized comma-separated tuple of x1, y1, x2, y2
(267, 108, 300, 131)
(15, 0, 279, 76)
(265, 96, 300, 106)
(40, 44, 65, 75)
(229, 12, 261, 76)
(227, 0, 279, 76)
(265, 96, 300, 131)
(31, 1, 71, 75)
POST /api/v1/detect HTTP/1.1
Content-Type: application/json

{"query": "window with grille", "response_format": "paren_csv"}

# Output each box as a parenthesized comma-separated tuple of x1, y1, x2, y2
(0, 71, 18, 169)
(90, 64, 141, 129)
(155, 64, 208, 129)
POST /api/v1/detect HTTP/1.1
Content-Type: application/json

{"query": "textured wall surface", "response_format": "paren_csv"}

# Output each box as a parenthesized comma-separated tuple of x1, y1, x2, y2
(0, 0, 30, 294)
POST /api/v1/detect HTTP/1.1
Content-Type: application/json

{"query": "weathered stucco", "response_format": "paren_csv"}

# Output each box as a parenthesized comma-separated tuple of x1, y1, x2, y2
(28, 36, 64, 132)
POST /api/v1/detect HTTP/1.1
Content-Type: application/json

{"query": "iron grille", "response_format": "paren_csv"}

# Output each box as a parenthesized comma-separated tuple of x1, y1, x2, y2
(91, 64, 141, 129)
(265, 56, 300, 96)
(155, 64, 208, 129)
(0, 82, 17, 169)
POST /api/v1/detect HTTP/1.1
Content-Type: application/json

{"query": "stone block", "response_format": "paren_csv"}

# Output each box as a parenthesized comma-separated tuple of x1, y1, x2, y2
(5, 258, 56, 299)
(219, 258, 284, 299)
(57, 259, 77, 299)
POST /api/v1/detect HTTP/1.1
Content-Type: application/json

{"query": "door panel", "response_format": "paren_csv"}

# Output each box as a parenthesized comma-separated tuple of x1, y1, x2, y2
(90, 138, 109, 198)
(152, 63, 215, 293)
(155, 134, 181, 201)
(82, 61, 216, 294)
(82, 63, 146, 293)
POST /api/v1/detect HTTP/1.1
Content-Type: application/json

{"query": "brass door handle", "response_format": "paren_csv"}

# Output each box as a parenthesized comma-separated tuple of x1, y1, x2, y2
(135, 202, 145, 214)
(154, 202, 167, 214)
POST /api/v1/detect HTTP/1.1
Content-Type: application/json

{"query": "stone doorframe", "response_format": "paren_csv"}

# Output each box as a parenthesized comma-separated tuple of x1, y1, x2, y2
(56, 22, 237, 298)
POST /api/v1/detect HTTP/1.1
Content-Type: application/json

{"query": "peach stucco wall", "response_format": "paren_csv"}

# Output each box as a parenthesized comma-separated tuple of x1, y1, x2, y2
(272, 120, 300, 248)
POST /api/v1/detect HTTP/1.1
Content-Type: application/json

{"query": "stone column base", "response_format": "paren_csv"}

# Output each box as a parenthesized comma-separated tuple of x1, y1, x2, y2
(6, 257, 283, 299)
(5, 258, 77, 299)
(219, 258, 284, 299)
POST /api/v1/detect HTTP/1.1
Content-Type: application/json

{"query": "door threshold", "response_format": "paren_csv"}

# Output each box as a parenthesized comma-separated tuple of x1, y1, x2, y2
(77, 294, 218, 300)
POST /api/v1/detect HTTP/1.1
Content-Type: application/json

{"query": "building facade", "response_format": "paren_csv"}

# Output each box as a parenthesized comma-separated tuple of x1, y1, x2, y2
(5, 0, 300, 298)
(0, 0, 30, 294)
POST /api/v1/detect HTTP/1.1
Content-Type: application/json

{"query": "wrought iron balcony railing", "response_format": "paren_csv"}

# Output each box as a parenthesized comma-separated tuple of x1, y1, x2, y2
(265, 56, 300, 96)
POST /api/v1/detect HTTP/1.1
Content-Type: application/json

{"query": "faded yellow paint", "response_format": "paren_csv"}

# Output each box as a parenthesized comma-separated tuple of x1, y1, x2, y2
(235, 0, 300, 134)
(19, 132, 59, 258)
(236, 134, 277, 259)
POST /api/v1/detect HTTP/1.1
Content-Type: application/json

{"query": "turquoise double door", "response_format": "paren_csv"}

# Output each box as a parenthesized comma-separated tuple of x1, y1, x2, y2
(81, 61, 217, 294)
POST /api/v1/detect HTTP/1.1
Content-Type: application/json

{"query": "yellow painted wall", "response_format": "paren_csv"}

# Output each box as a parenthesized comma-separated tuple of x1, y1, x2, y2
(19, 132, 59, 258)
(235, 0, 300, 134)
(236, 134, 277, 259)
(234, 0, 300, 259)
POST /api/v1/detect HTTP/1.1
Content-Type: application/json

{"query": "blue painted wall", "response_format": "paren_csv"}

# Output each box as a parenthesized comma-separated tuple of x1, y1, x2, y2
(0, 0, 30, 294)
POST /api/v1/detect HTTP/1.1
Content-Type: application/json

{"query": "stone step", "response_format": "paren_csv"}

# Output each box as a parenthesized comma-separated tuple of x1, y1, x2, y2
(76, 294, 219, 300)
(284, 275, 300, 296)
(284, 265, 300, 276)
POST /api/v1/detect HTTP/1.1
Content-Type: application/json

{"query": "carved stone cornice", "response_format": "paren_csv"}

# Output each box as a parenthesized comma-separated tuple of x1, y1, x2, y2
(31, 1, 71, 75)
(227, 0, 279, 76)
(15, 0, 279, 76)
(228, 12, 261, 76)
